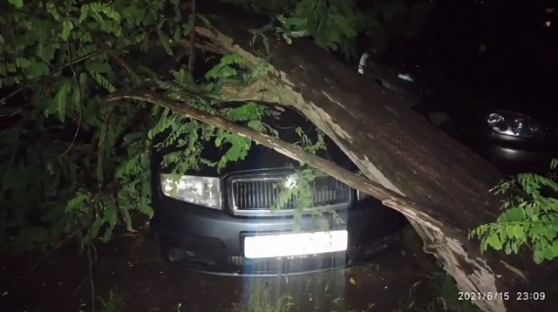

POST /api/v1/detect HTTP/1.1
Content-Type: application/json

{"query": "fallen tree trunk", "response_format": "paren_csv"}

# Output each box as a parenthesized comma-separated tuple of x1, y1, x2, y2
(118, 3, 553, 311)
(188, 5, 556, 312)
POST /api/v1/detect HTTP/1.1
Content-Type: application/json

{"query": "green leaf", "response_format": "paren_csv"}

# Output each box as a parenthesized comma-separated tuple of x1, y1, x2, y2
(511, 241, 519, 254)
(158, 31, 173, 55)
(56, 81, 72, 122)
(61, 20, 74, 40)
(196, 13, 212, 28)
(8, 0, 23, 8)
(504, 242, 512, 255)
(507, 207, 526, 221)
(263, 37, 270, 53)
(282, 33, 293, 44)
(102, 226, 113, 243)
(215, 134, 224, 147)
(90, 217, 104, 240)
(513, 225, 525, 241)
(26, 62, 49, 78)
(533, 250, 544, 264)
(120, 207, 134, 231)
(283, 17, 308, 28)
(293, 208, 302, 231)
(91, 72, 116, 92)
(104, 206, 118, 227)
(551, 240, 558, 256)
(36, 42, 56, 63)
(225, 142, 242, 161)
(79, 72, 89, 90)
(173, 26, 182, 42)
(500, 229, 507, 241)
(79, 5, 90, 23)
(542, 243, 556, 260)
(486, 233, 503, 250)
(86, 62, 112, 74)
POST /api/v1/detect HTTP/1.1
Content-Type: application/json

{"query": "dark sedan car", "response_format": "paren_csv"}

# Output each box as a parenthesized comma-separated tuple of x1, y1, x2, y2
(357, 48, 558, 173)
(150, 106, 406, 276)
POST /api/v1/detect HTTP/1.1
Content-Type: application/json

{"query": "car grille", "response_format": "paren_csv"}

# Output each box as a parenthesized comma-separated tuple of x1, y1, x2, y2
(228, 171, 353, 214)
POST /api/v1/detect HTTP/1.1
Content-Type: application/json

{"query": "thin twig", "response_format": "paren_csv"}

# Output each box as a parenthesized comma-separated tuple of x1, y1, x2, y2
(187, 0, 197, 76)
(87, 242, 97, 312)
(0, 51, 100, 104)
(58, 40, 84, 159)
(10, 229, 80, 278)
(74, 274, 88, 293)
(0, 104, 31, 116)
(87, 242, 96, 312)
(96, 110, 112, 188)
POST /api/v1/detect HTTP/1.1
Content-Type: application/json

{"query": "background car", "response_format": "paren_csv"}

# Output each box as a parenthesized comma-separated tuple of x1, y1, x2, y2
(357, 36, 558, 174)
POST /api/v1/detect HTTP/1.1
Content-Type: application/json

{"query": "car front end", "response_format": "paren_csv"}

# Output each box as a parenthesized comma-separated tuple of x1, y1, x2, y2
(150, 153, 406, 276)
(441, 106, 558, 173)
(474, 109, 558, 172)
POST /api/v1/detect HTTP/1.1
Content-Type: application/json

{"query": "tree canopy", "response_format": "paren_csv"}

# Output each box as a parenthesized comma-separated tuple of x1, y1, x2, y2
(1, 1, 557, 312)
(0, 0, 431, 251)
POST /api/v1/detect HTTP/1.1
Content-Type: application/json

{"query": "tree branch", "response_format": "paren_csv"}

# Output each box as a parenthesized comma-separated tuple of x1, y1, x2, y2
(106, 90, 452, 233)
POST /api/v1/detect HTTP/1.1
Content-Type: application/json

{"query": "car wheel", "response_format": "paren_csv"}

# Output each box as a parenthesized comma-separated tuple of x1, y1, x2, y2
(151, 225, 191, 263)
(151, 225, 174, 262)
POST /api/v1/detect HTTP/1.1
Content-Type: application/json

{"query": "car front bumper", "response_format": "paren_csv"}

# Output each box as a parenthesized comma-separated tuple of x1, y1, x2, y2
(482, 144, 555, 166)
(472, 131, 558, 173)
(152, 196, 407, 277)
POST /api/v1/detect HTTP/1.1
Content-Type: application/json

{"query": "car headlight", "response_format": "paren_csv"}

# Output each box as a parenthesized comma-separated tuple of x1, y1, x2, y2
(486, 110, 542, 138)
(160, 174, 222, 209)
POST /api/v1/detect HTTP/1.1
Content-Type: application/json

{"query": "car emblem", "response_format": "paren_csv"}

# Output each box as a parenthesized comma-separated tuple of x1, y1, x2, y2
(284, 174, 299, 189)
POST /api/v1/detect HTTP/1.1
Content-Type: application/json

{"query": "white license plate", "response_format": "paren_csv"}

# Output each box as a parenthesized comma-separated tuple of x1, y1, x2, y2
(244, 230, 348, 259)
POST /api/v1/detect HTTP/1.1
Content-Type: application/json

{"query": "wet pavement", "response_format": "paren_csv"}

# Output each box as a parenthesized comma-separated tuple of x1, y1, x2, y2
(0, 229, 478, 312)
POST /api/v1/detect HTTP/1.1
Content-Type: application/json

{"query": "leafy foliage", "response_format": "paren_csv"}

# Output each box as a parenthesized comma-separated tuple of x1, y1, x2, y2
(233, 0, 432, 57)
(470, 159, 558, 264)
(0, 0, 431, 251)
(0, 0, 182, 247)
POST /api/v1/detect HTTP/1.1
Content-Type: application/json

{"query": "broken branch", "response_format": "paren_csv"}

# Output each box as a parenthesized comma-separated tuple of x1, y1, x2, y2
(106, 90, 450, 233)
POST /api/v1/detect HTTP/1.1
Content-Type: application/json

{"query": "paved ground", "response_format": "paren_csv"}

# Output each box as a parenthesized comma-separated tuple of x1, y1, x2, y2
(0, 227, 480, 312)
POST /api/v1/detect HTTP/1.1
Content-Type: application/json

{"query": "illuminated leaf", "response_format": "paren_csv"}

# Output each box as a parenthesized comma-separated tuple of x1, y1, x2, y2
(486, 233, 503, 251)
(61, 20, 74, 40)
(56, 81, 72, 122)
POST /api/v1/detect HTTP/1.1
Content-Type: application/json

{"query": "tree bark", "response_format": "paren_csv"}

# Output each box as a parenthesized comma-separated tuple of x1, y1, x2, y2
(149, 3, 556, 311)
